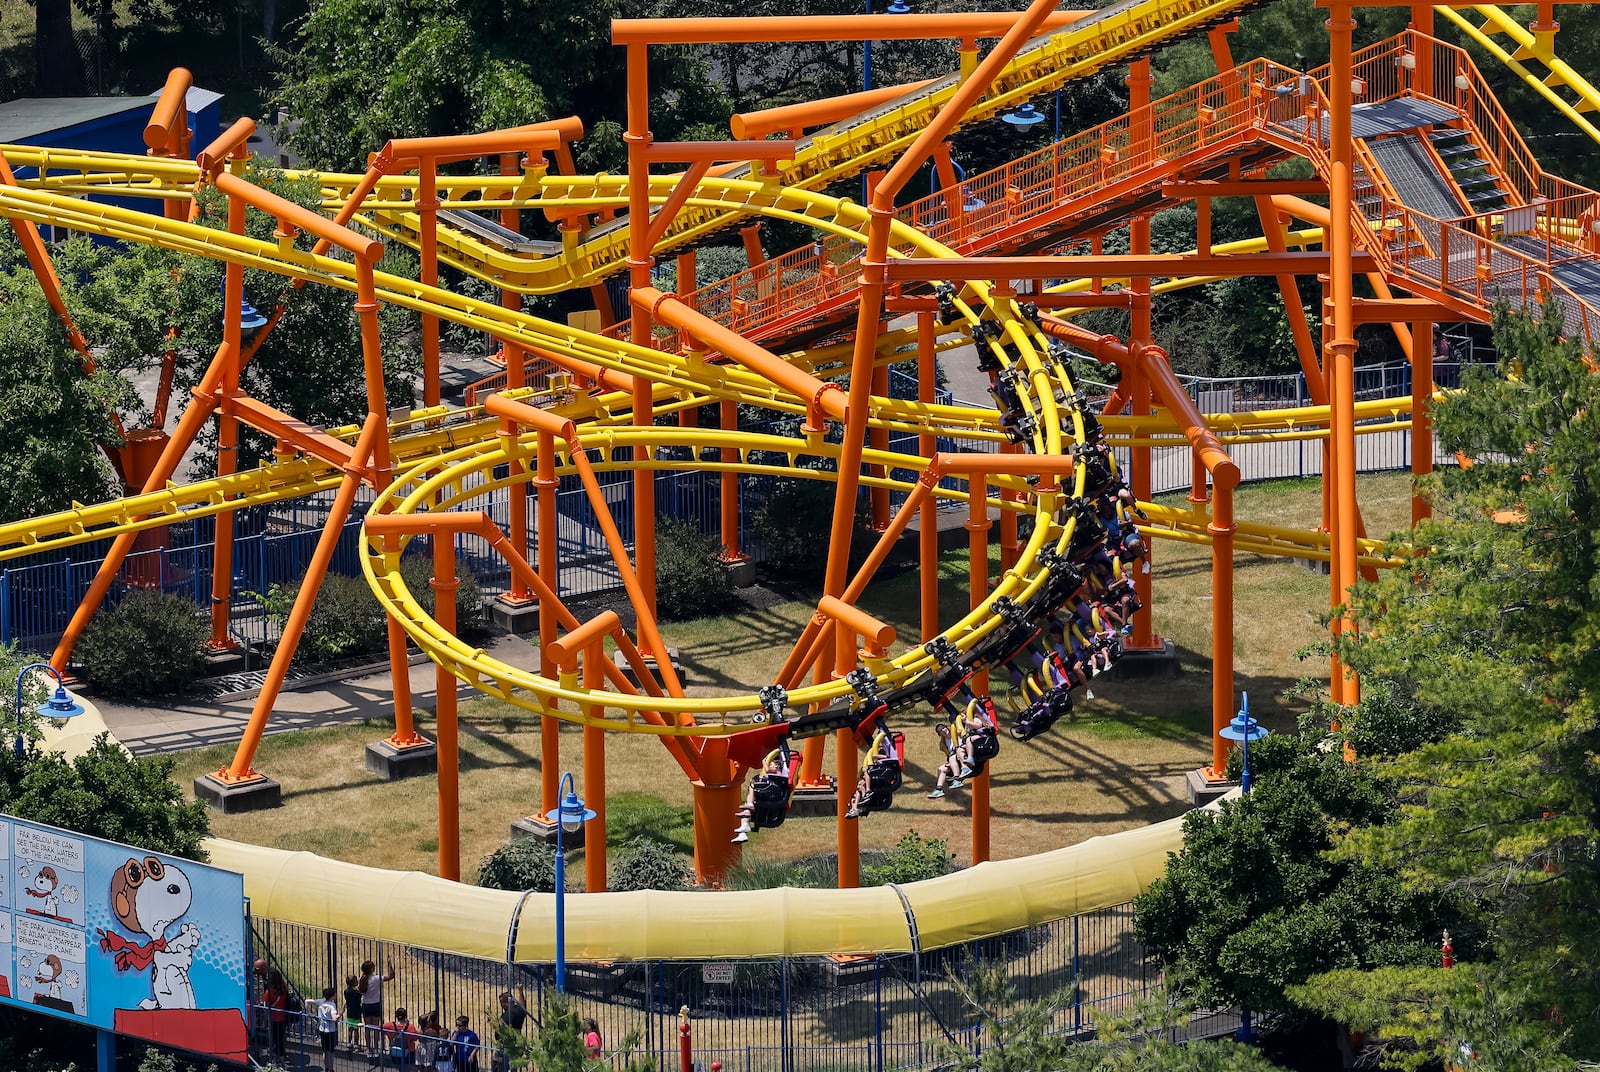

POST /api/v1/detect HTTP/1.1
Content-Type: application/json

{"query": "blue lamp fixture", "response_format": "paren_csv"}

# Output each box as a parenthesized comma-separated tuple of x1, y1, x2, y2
(1218, 690, 1268, 794)
(1217, 691, 1267, 1043)
(239, 296, 269, 332)
(14, 663, 86, 761)
(543, 772, 596, 994)
(1002, 102, 1047, 130)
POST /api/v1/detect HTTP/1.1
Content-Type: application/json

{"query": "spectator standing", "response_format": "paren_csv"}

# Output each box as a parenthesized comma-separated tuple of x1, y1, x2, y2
(450, 1015, 481, 1072)
(361, 960, 397, 1054)
(314, 987, 340, 1072)
(261, 967, 291, 1063)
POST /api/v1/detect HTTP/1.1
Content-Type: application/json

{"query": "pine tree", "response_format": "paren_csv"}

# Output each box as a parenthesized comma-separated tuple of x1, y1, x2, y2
(1332, 299, 1600, 1059)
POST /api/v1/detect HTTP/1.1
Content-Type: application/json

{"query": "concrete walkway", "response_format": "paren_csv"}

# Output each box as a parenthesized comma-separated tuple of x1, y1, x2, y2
(97, 633, 545, 756)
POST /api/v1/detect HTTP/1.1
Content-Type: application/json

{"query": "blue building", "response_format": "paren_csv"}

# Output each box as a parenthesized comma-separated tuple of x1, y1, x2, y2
(0, 87, 223, 236)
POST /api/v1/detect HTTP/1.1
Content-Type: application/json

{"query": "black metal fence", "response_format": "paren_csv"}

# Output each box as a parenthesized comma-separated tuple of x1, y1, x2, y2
(246, 902, 1173, 1072)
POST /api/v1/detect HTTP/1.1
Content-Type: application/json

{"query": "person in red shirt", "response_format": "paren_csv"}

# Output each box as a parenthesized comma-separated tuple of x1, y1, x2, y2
(383, 1007, 417, 1067)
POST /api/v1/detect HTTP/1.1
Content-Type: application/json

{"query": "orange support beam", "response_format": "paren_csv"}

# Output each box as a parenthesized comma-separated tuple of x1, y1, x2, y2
(917, 312, 940, 643)
(1328, 0, 1360, 708)
(967, 471, 991, 865)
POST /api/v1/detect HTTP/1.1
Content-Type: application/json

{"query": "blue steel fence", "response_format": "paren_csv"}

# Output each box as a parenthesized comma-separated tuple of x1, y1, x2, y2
(0, 358, 1468, 653)
(244, 901, 1189, 1072)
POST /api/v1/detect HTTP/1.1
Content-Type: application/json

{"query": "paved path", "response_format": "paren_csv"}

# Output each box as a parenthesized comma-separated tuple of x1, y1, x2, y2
(97, 633, 544, 756)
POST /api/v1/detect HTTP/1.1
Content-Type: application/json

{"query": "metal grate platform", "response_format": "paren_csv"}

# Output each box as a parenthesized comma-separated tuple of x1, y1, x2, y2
(1367, 134, 1466, 220)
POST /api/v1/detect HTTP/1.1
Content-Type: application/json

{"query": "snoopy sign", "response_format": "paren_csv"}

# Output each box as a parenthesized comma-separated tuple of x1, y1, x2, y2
(0, 815, 248, 1062)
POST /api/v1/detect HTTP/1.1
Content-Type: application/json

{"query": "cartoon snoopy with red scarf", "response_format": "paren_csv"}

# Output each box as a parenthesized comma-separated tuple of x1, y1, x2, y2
(97, 856, 199, 1010)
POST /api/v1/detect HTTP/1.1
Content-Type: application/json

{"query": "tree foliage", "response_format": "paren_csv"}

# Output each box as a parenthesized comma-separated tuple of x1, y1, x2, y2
(0, 734, 211, 861)
(1326, 299, 1600, 1059)
(1135, 733, 1444, 1015)
(0, 248, 129, 522)
(937, 964, 1281, 1072)
(270, 0, 728, 173)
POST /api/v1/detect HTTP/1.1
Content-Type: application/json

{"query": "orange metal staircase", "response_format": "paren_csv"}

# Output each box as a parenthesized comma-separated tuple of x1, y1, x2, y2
(466, 29, 1600, 404)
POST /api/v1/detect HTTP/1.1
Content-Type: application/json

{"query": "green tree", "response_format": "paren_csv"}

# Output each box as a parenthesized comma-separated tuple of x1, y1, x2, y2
(937, 964, 1283, 1072)
(1327, 299, 1600, 1058)
(0, 254, 130, 522)
(1134, 733, 1443, 1016)
(269, 0, 726, 174)
(0, 735, 211, 861)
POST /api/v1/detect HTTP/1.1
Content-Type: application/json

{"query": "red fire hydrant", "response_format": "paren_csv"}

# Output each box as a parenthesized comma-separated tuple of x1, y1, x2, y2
(1441, 930, 1455, 969)
(679, 1006, 692, 1072)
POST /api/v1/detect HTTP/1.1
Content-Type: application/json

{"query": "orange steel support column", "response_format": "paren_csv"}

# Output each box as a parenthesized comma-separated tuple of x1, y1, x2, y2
(870, 360, 891, 531)
(208, 175, 247, 651)
(626, 44, 659, 619)
(998, 442, 1020, 571)
(691, 769, 741, 886)
(1321, 277, 1346, 704)
(537, 429, 562, 820)
(433, 528, 462, 881)
(1126, 58, 1159, 652)
(500, 155, 534, 606)
(918, 312, 940, 642)
(1411, 8, 1434, 97)
(218, 416, 382, 783)
(720, 400, 744, 562)
(583, 644, 608, 893)
(1412, 319, 1434, 524)
(1190, 451, 1209, 509)
(968, 473, 991, 865)
(1328, 1, 1361, 707)
(1208, 477, 1237, 777)
(836, 622, 860, 890)
(831, 0, 1058, 622)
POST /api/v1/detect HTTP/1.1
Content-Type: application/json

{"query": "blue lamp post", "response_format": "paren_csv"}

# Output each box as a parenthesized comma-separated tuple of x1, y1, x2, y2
(1218, 690, 1268, 794)
(1218, 691, 1267, 1041)
(543, 772, 595, 994)
(14, 663, 86, 761)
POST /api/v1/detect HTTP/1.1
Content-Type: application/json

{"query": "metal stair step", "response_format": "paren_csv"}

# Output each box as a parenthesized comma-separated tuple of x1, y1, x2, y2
(1436, 143, 1478, 157)
(1428, 128, 1469, 141)
(1464, 189, 1508, 203)
(1447, 158, 1492, 171)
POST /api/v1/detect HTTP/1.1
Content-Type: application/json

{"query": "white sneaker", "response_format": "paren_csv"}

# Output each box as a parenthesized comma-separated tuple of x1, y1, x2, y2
(731, 832, 748, 843)
(736, 822, 751, 833)
(926, 789, 945, 799)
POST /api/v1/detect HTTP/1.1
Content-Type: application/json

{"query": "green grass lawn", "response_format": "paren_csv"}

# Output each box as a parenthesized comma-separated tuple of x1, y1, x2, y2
(173, 472, 1416, 881)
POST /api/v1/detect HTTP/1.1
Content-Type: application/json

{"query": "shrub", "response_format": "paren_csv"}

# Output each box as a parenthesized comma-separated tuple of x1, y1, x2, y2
(652, 517, 735, 622)
(750, 470, 876, 582)
(864, 831, 957, 886)
(77, 591, 207, 697)
(259, 559, 485, 665)
(476, 838, 561, 892)
(609, 836, 692, 892)
(258, 572, 387, 663)
(398, 556, 487, 634)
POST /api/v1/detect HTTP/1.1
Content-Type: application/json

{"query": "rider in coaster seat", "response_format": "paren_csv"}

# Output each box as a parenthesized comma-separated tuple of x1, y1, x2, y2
(845, 727, 903, 820)
(733, 743, 798, 843)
